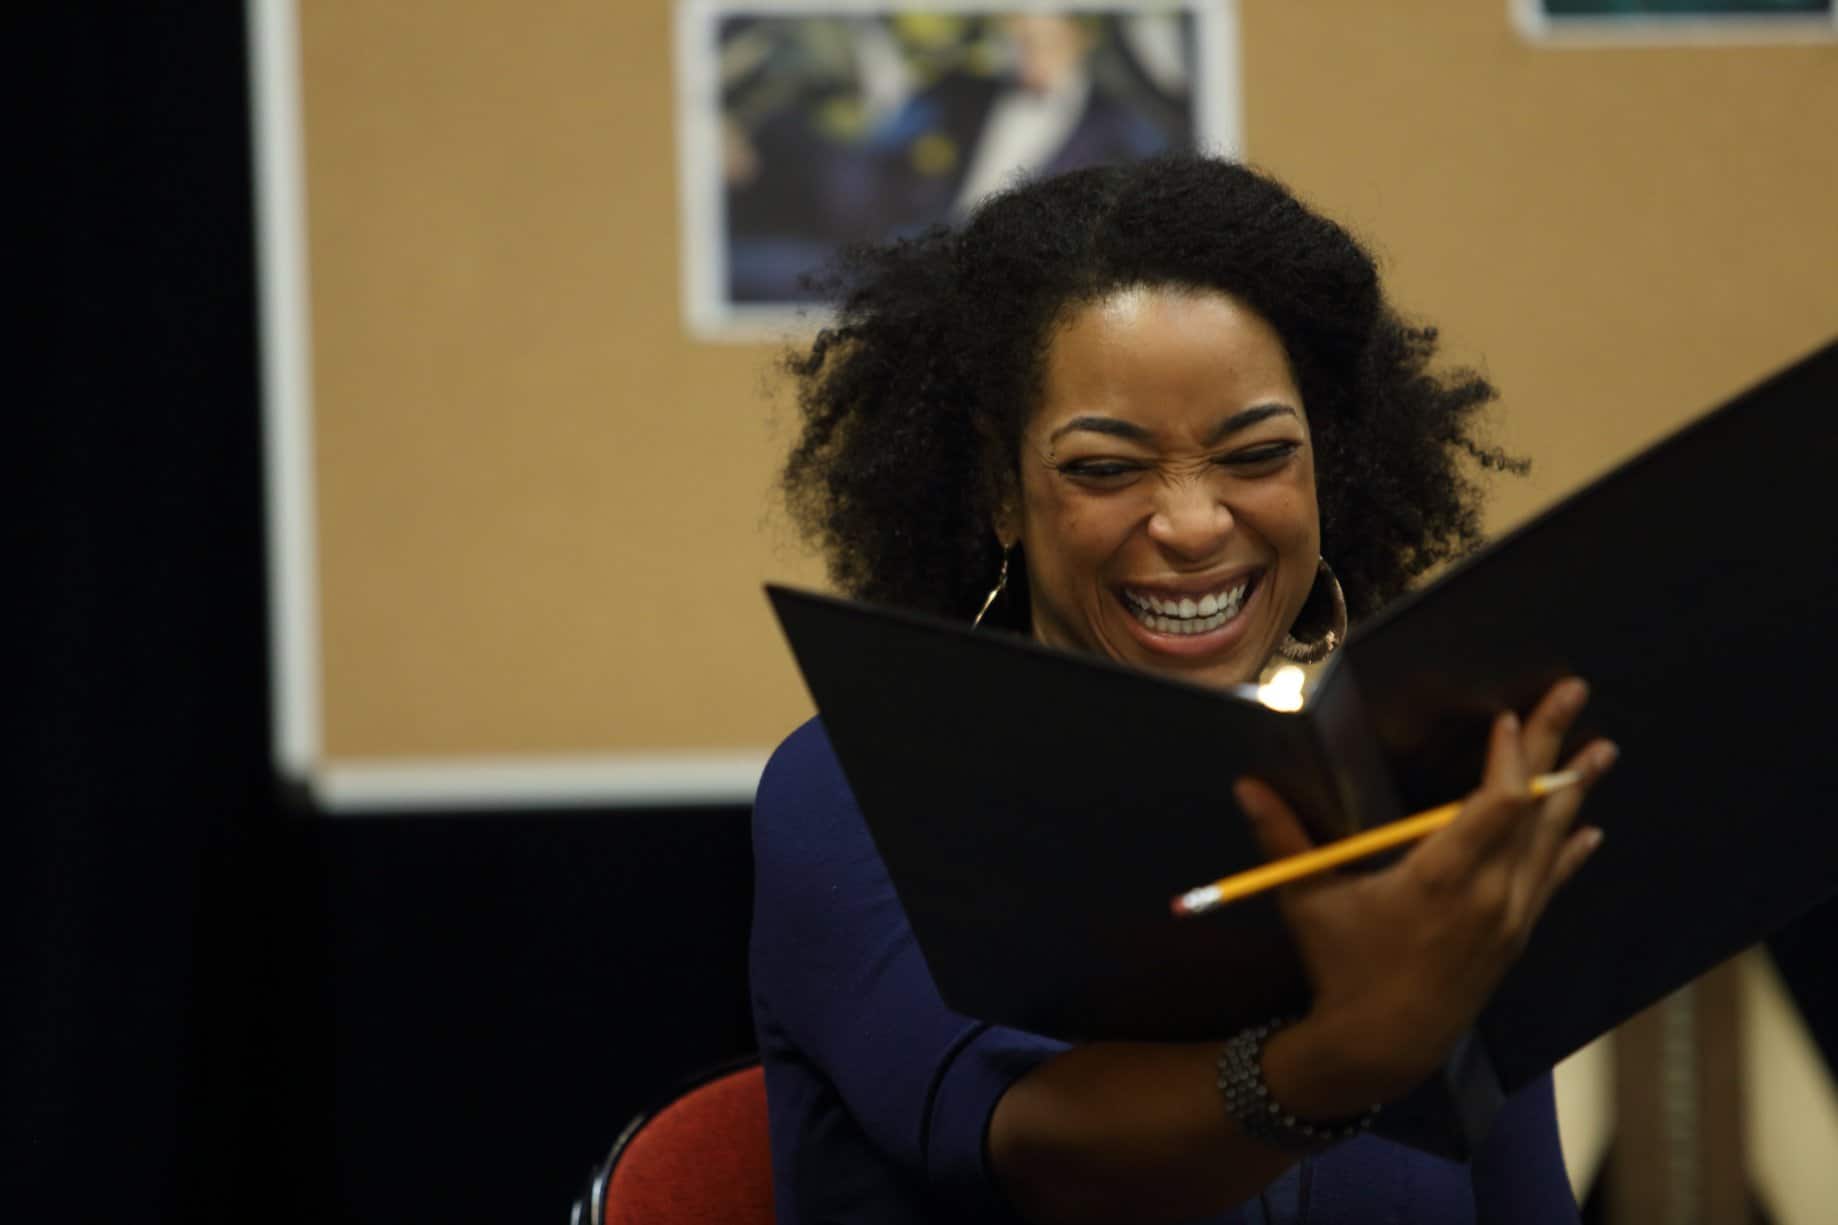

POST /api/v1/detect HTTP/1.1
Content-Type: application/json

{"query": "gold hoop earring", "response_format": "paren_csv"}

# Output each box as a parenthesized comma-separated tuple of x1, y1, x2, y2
(972, 545, 1011, 629)
(1277, 557, 1348, 663)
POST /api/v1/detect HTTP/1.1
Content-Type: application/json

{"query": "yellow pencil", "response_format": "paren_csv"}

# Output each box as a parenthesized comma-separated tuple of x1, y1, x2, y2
(1169, 770, 1584, 918)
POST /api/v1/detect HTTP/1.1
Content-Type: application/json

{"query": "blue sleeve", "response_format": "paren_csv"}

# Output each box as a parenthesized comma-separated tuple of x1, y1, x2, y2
(1470, 1072, 1581, 1224)
(751, 720, 1069, 1216)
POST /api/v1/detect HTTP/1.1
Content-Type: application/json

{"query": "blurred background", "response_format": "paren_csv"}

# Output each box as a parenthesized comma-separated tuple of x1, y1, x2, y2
(15, 1, 1836, 1222)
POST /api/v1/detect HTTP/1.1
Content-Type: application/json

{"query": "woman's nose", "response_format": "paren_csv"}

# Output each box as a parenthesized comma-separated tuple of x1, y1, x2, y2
(1146, 483, 1234, 559)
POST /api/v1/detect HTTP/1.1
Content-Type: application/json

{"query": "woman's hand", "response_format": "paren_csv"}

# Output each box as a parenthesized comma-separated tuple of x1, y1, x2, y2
(1240, 677, 1618, 1118)
(990, 679, 1616, 1224)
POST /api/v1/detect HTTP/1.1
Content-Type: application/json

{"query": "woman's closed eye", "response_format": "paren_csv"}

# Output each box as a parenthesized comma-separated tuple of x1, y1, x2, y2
(1055, 458, 1144, 483)
(1218, 440, 1302, 471)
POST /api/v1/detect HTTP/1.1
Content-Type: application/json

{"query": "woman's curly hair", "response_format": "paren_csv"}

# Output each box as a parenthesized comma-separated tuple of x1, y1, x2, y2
(780, 155, 1522, 629)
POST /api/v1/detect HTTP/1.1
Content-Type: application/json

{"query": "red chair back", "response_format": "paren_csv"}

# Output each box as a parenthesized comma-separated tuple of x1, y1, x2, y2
(597, 1061, 773, 1225)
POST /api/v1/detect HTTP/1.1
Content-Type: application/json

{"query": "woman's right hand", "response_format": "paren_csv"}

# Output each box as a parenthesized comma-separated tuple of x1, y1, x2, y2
(1237, 677, 1619, 1118)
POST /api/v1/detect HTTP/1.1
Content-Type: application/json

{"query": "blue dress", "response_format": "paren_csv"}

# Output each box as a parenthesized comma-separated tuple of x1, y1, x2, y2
(750, 719, 1582, 1224)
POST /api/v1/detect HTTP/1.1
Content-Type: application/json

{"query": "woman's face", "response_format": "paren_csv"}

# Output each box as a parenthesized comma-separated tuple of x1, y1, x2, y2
(1009, 286, 1321, 689)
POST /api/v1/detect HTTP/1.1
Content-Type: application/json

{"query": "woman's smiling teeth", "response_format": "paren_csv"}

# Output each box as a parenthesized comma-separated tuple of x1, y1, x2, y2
(1121, 579, 1251, 636)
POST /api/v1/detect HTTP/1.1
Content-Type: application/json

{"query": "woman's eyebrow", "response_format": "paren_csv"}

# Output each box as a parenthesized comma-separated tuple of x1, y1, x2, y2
(1204, 403, 1297, 444)
(1046, 403, 1298, 447)
(1046, 416, 1153, 445)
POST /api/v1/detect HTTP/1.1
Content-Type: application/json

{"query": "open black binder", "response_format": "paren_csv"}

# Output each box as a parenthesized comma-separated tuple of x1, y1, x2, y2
(766, 337, 1838, 1158)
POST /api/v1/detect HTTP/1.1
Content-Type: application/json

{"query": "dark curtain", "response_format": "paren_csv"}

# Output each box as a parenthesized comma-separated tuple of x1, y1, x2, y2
(15, 3, 282, 1221)
(16, 12, 755, 1224)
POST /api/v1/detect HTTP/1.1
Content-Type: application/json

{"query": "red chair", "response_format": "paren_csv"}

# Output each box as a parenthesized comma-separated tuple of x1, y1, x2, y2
(571, 1057, 774, 1225)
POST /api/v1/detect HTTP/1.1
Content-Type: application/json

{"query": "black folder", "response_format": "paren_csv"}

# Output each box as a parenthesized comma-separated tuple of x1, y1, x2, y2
(766, 338, 1838, 1157)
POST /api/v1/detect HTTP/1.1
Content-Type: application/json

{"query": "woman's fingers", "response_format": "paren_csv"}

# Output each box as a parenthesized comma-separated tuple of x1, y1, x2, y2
(1419, 697, 1609, 889)
(1241, 686, 1614, 943)
(1234, 777, 1316, 863)
(1529, 824, 1607, 917)
(1482, 708, 1532, 798)
(1521, 678, 1588, 777)
(1430, 712, 1534, 864)
(1519, 738, 1618, 899)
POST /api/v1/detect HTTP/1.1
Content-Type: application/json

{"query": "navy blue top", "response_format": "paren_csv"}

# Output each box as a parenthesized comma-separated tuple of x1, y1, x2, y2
(750, 719, 1581, 1224)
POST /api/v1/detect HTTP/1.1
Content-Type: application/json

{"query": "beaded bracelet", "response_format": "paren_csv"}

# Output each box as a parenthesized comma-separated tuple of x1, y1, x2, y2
(1216, 1018, 1379, 1151)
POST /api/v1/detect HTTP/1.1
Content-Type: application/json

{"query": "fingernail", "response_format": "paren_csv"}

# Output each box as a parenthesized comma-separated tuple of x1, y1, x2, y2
(1501, 711, 1519, 734)
(1594, 742, 1619, 771)
(1585, 828, 1605, 851)
(1563, 679, 1589, 711)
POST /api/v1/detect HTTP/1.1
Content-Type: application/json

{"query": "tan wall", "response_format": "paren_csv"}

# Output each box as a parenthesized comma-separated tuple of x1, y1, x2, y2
(298, 1, 1838, 760)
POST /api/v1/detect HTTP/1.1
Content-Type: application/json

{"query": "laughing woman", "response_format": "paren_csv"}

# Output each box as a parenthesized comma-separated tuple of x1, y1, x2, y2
(752, 156, 1619, 1224)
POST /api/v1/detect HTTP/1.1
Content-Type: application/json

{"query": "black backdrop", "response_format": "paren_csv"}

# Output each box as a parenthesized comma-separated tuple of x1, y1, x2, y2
(19, 6, 754, 1223)
(19, 3, 276, 1219)
(17, 6, 1836, 1225)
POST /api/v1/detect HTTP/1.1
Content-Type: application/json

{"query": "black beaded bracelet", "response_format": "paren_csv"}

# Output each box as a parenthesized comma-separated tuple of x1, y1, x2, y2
(1216, 1018, 1379, 1152)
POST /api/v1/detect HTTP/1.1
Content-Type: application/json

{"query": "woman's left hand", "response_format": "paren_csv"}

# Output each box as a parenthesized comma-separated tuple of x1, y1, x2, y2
(1239, 676, 1618, 1114)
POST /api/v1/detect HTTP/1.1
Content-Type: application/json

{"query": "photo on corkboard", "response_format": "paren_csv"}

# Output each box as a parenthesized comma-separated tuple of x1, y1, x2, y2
(674, 1, 1241, 339)
(1513, 0, 1836, 41)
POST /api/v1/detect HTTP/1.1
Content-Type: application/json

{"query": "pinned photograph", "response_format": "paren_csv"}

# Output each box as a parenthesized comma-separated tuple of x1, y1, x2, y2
(1514, 0, 1837, 43)
(675, 1, 1240, 338)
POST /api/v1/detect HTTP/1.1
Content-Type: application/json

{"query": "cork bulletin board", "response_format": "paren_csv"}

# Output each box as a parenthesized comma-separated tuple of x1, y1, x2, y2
(250, 0, 1837, 809)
